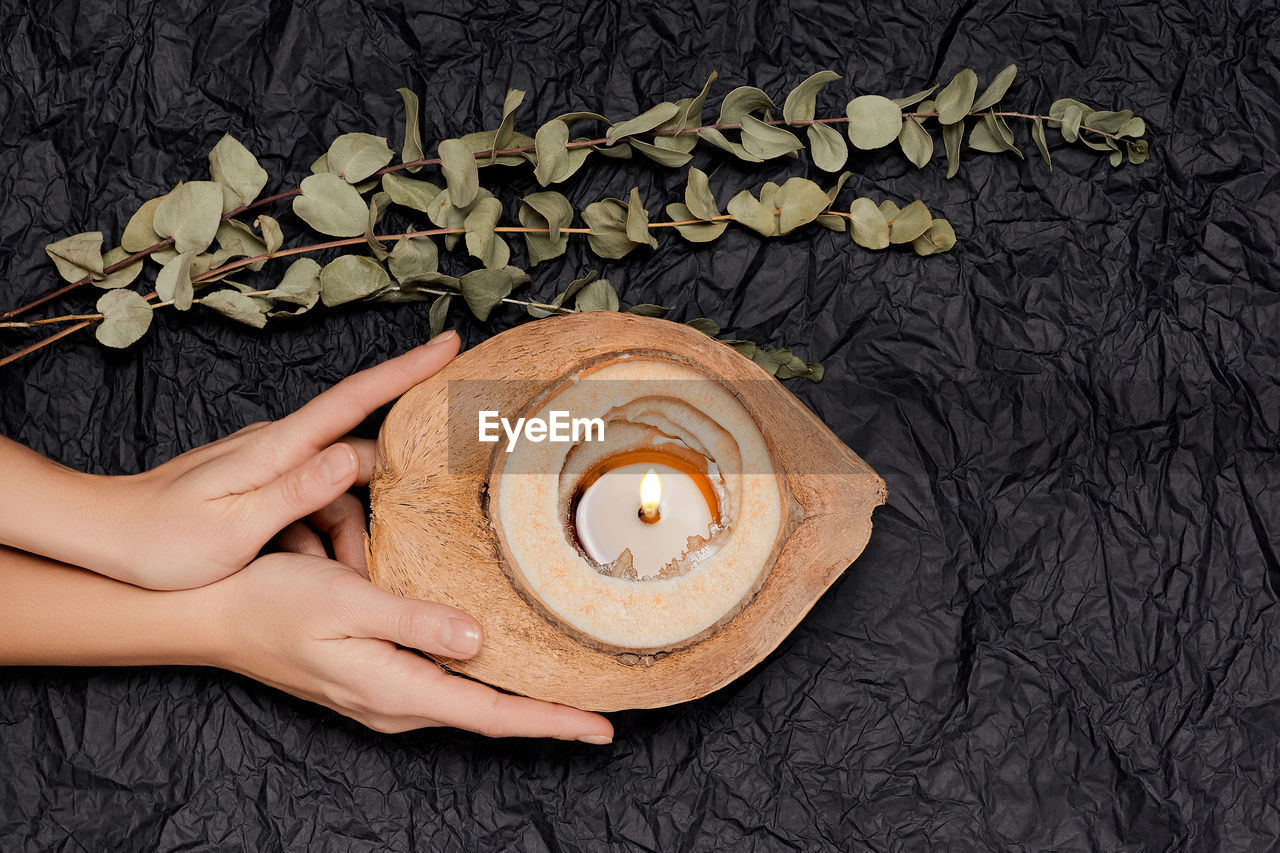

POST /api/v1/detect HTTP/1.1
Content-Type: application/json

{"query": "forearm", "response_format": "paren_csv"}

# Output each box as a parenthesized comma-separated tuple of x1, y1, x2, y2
(0, 436, 126, 574)
(0, 546, 218, 667)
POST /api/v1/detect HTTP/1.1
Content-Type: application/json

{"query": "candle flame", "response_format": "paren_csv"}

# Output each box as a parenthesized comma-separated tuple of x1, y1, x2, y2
(639, 467, 661, 522)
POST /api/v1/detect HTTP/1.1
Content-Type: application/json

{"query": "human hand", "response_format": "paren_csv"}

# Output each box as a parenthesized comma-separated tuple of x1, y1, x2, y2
(205, 550, 614, 742)
(86, 332, 461, 589)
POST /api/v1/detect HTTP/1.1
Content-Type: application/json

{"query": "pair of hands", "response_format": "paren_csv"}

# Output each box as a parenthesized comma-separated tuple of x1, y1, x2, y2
(56, 332, 612, 742)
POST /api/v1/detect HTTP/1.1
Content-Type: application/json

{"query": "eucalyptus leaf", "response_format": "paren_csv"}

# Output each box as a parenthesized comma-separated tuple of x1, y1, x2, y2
(807, 122, 848, 171)
(45, 231, 104, 283)
(255, 215, 284, 254)
(718, 86, 774, 125)
(293, 173, 368, 237)
(458, 266, 529, 321)
(775, 177, 830, 234)
(365, 191, 392, 260)
(1061, 105, 1084, 142)
(683, 167, 719, 220)
(1085, 110, 1134, 134)
(672, 71, 717, 131)
(533, 119, 570, 185)
(606, 102, 680, 144)
(387, 236, 440, 284)
(95, 289, 153, 348)
(848, 197, 890, 249)
(574, 277, 619, 312)
(319, 254, 392, 307)
(518, 191, 574, 266)
(527, 270, 597, 318)
(878, 200, 901, 219)
(395, 87, 425, 171)
(492, 89, 527, 158)
(892, 84, 938, 109)
(208, 134, 269, 212)
(156, 251, 195, 310)
(912, 219, 957, 256)
(215, 220, 268, 270)
(461, 129, 536, 167)
(845, 96, 903, 150)
(971, 64, 1018, 112)
(200, 289, 269, 328)
(121, 197, 166, 253)
(328, 133, 395, 184)
(96, 247, 144, 290)
(438, 138, 480, 206)
(739, 117, 804, 159)
(969, 118, 1006, 153)
(1031, 118, 1053, 170)
(782, 70, 841, 124)
(581, 198, 638, 258)
(429, 294, 453, 337)
(898, 117, 933, 168)
(888, 200, 932, 243)
(686, 317, 720, 336)
(627, 303, 671, 318)
(726, 189, 776, 237)
(629, 139, 693, 167)
(464, 196, 509, 269)
(665, 202, 729, 242)
(625, 188, 658, 249)
(1128, 139, 1149, 165)
(154, 181, 223, 254)
(382, 172, 443, 212)
(1118, 116, 1146, 139)
(936, 68, 978, 125)
(697, 127, 763, 162)
(426, 186, 494, 251)
(267, 258, 322, 313)
(943, 121, 963, 178)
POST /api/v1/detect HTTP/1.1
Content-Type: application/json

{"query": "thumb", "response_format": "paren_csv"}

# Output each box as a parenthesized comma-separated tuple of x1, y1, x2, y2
(246, 443, 359, 538)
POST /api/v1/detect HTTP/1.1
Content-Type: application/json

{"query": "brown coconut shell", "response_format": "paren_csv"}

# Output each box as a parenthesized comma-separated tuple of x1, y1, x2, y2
(367, 312, 885, 711)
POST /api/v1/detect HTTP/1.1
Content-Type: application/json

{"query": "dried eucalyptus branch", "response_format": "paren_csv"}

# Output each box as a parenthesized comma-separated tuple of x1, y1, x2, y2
(4, 63, 1149, 376)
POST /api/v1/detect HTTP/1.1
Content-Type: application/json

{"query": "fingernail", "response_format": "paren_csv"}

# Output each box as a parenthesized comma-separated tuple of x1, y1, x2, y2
(578, 734, 612, 745)
(442, 617, 482, 657)
(424, 330, 458, 348)
(322, 445, 354, 484)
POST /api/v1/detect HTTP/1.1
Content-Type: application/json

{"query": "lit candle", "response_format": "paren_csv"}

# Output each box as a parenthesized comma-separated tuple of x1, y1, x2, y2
(573, 451, 718, 579)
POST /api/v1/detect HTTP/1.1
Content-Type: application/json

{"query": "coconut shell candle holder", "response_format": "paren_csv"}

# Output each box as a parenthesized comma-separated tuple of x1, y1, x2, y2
(367, 312, 885, 711)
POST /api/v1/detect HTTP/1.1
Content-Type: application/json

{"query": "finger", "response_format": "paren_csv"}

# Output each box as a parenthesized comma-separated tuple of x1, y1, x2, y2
(310, 492, 369, 576)
(345, 437, 377, 486)
(347, 581, 483, 660)
(414, 664, 614, 743)
(243, 443, 360, 541)
(276, 521, 327, 558)
(270, 332, 460, 459)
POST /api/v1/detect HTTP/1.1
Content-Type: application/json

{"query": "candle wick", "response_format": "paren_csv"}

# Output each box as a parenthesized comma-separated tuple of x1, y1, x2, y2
(639, 505, 661, 524)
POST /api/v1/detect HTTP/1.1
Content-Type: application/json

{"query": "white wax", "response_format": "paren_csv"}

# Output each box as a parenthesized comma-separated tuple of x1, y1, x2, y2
(574, 462, 714, 579)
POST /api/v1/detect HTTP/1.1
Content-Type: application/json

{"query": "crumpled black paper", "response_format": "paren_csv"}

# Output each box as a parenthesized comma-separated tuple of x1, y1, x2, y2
(2, 0, 1278, 848)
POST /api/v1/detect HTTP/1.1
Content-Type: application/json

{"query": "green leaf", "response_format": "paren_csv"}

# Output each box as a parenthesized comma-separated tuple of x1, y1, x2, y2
(1061, 105, 1084, 143)
(1031, 118, 1052, 171)
(266, 258, 322, 313)
(971, 64, 1018, 112)
(208, 134, 269, 212)
(845, 96, 903, 150)
(492, 89, 526, 158)
(775, 177, 830, 234)
(782, 70, 841, 123)
(426, 186, 493, 251)
(528, 270, 597, 318)
(429, 294, 452, 337)
(45, 231, 104, 283)
(154, 182, 223, 254)
(387, 236, 440, 284)
(1118, 116, 1146, 139)
(293, 173, 368, 237)
(518, 191, 574, 266)
(319, 255, 391, 307)
(1049, 98, 1093, 122)
(898, 117, 933, 168)
(582, 198, 633, 258)
(912, 219, 957, 256)
(697, 126, 763, 162)
(848, 198, 889, 249)
(726, 189, 776, 237)
(156, 251, 195, 310)
(533, 119, 570, 186)
(96, 247, 144, 290)
(627, 303, 670, 318)
(606, 102, 681, 145)
(458, 266, 529, 321)
(936, 68, 978, 125)
(95, 289, 153, 348)
(328, 133, 394, 184)
(200, 289, 269, 328)
(686, 317, 720, 336)
(1127, 139, 1150, 165)
(943, 121, 963, 178)
(878, 199, 901, 219)
(624, 188, 656, 249)
(888, 200, 932, 243)
(723, 339, 757, 358)
(464, 196, 509, 269)
(807, 122, 848, 171)
(629, 139, 694, 167)
(574, 277, 619, 312)
(718, 86, 774, 125)
(255, 215, 283, 255)
(214, 220, 268, 270)
(461, 129, 536, 167)
(1085, 110, 1134, 134)
(666, 202, 729, 242)
(395, 87, 425, 172)
(365, 191, 392, 260)
(121, 197, 165, 253)
(382, 173, 443, 212)
(672, 71, 717, 131)
(740, 118, 804, 159)
(438, 138, 479, 206)
(892, 84, 938, 109)
(683, 167, 719, 220)
(969, 118, 1006, 153)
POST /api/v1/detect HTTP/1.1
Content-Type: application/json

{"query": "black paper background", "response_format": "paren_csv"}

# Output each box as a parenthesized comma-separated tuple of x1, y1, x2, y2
(3, 0, 1279, 849)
